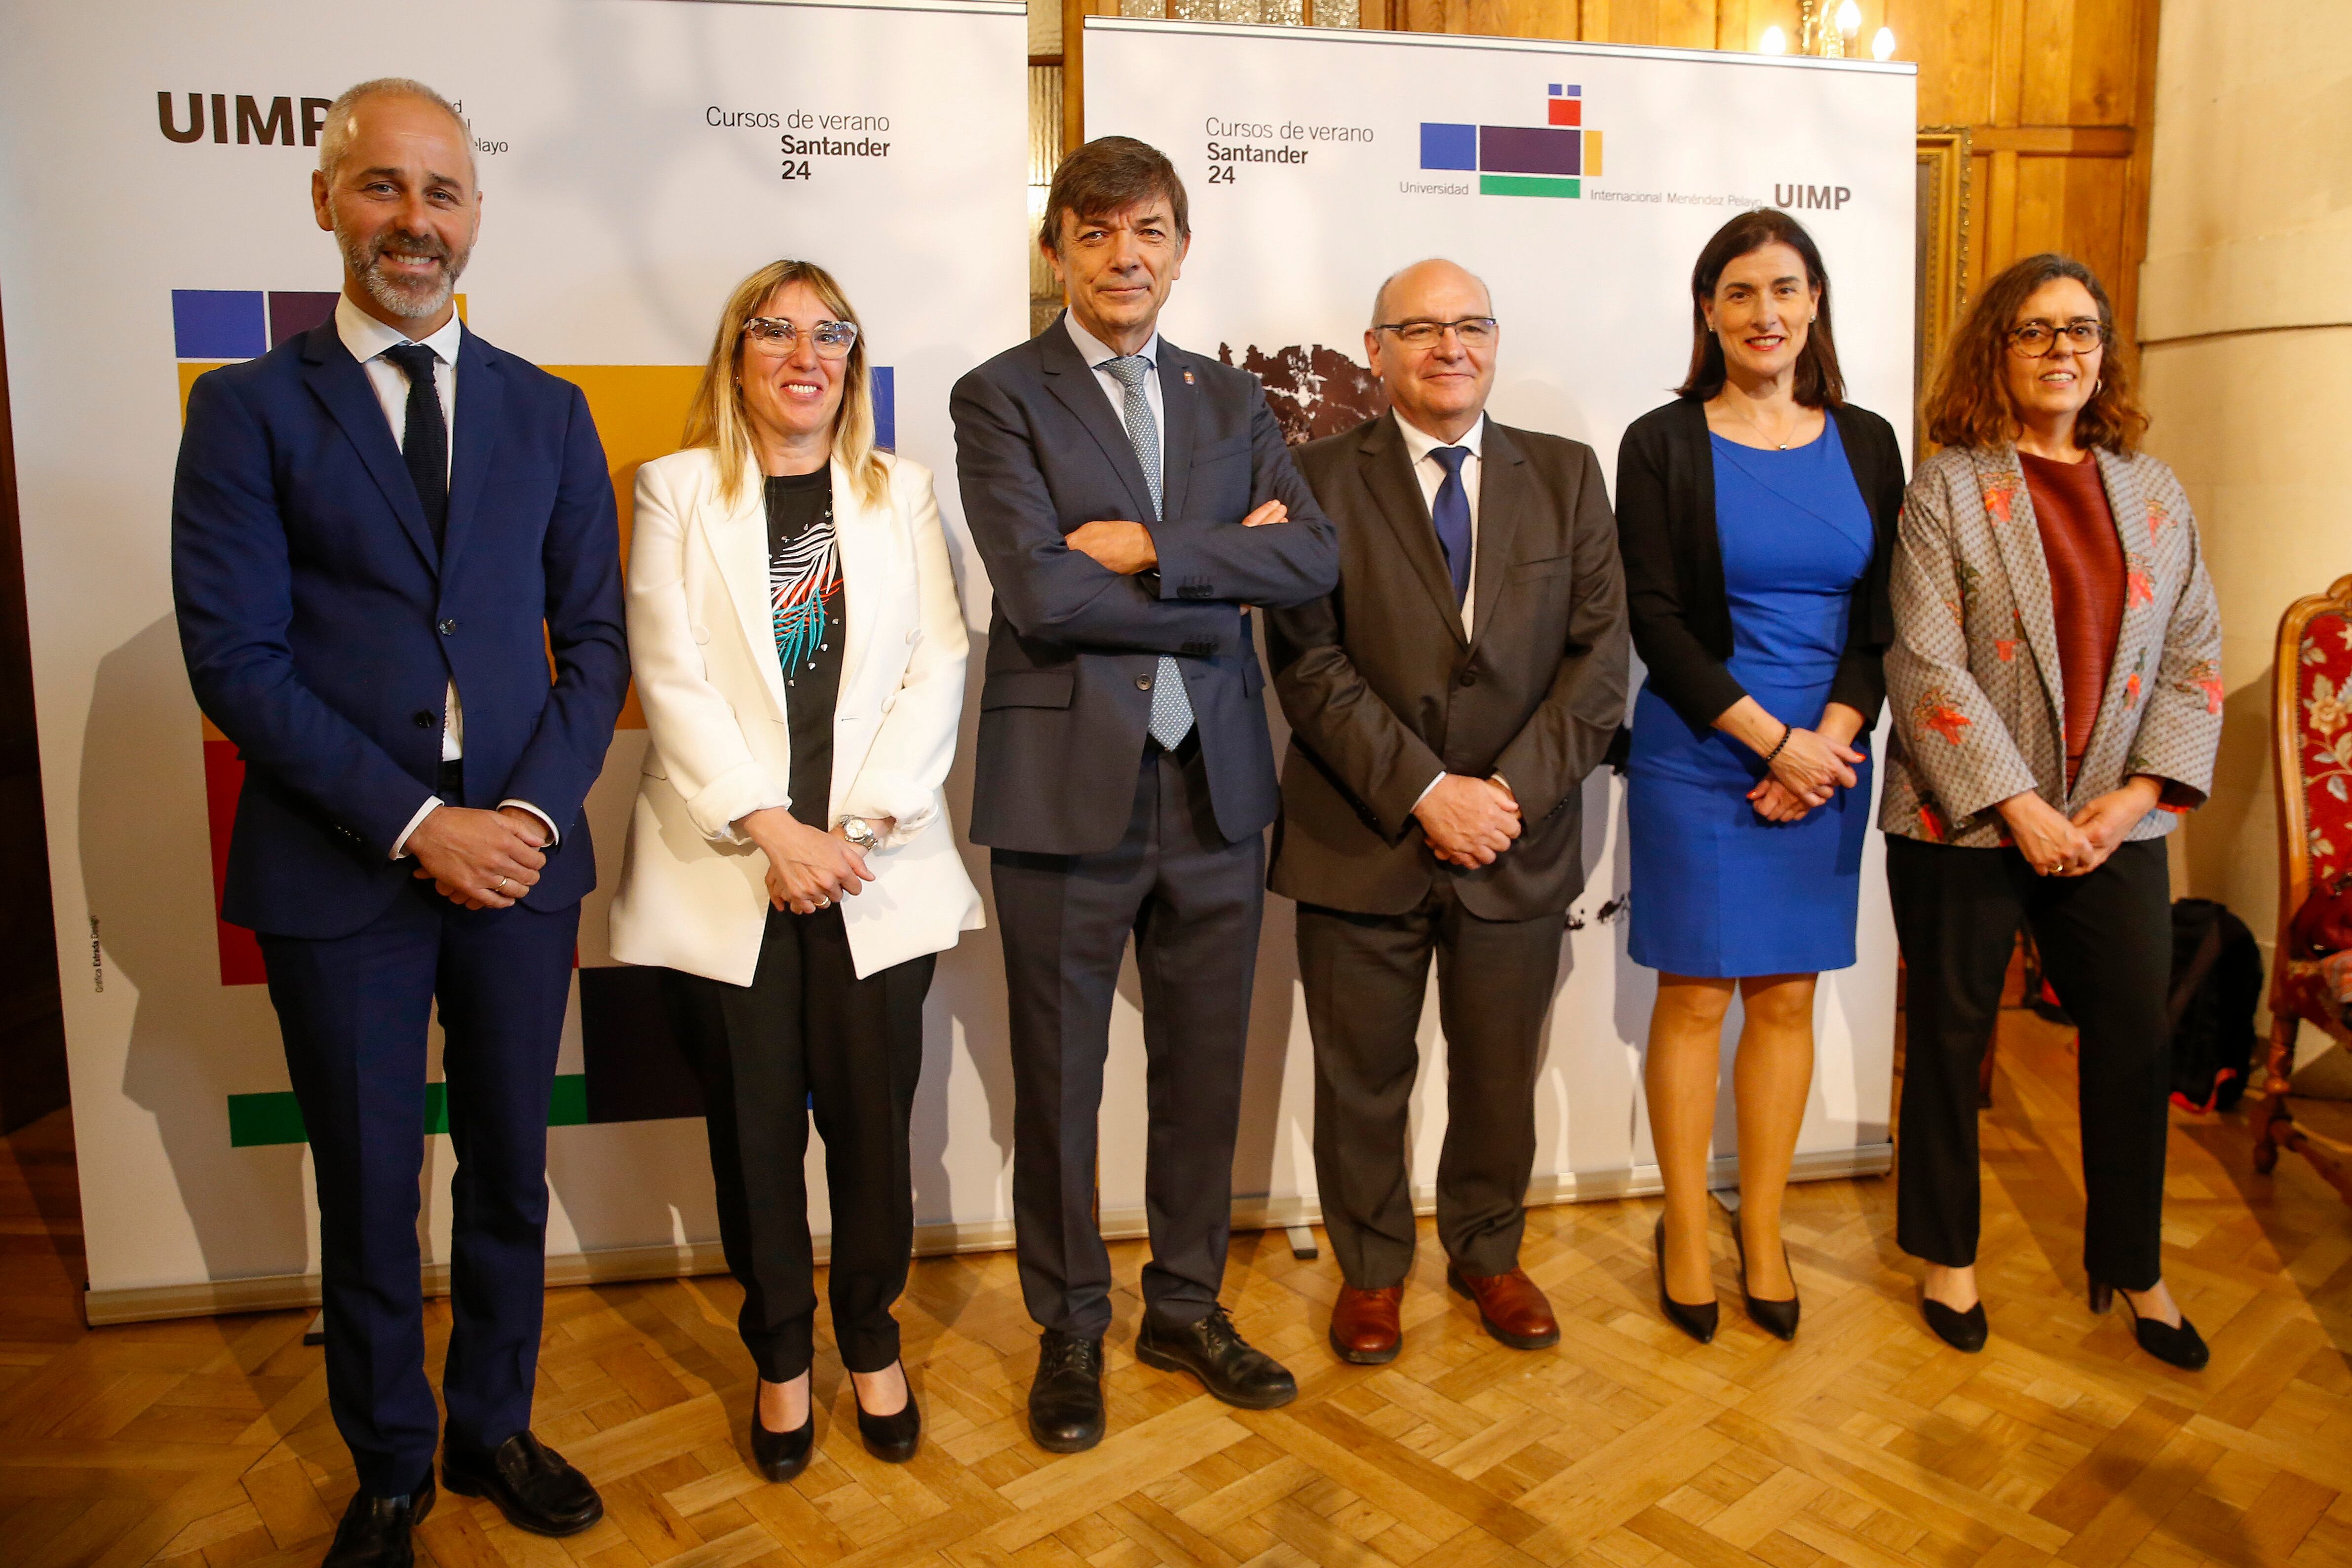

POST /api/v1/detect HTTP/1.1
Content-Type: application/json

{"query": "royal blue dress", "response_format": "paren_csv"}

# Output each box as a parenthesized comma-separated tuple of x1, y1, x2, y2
(1626, 421, 1876, 978)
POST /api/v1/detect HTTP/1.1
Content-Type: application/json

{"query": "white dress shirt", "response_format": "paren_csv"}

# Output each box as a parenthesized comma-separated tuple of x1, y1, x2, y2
(1391, 409, 1497, 813)
(1066, 313, 1164, 495)
(334, 296, 556, 856)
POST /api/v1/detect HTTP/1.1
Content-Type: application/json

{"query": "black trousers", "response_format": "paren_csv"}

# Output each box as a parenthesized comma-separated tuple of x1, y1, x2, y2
(663, 906, 934, 1382)
(258, 882, 578, 1496)
(1886, 835, 2171, 1289)
(1298, 884, 1563, 1286)
(992, 738, 1264, 1338)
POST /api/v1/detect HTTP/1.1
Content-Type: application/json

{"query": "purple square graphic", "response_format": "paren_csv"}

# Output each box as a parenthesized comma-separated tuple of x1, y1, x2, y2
(268, 291, 342, 347)
(1479, 125, 1581, 177)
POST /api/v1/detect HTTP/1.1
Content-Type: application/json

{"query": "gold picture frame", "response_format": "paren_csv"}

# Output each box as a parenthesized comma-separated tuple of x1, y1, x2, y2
(1915, 127, 1973, 452)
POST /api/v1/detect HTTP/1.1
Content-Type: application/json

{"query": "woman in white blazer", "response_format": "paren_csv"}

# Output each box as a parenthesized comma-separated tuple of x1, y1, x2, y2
(608, 259, 981, 1480)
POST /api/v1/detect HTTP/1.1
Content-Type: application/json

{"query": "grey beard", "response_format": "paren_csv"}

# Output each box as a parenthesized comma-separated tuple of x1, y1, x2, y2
(338, 223, 468, 322)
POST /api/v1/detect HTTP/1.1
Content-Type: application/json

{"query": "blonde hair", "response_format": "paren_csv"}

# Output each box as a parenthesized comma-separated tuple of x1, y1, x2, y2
(683, 259, 889, 511)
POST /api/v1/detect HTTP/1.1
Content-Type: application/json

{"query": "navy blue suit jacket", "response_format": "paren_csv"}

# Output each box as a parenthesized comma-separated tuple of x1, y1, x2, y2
(950, 316, 1338, 854)
(172, 319, 628, 939)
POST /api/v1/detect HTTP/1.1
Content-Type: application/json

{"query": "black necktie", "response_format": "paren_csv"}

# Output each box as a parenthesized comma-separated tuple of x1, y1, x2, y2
(383, 343, 447, 549)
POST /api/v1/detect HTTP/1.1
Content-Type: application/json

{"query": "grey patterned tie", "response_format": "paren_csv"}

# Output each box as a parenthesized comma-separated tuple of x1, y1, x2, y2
(1102, 354, 1195, 750)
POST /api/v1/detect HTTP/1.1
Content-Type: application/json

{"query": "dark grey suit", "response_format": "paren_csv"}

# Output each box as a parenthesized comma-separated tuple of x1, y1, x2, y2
(1267, 412, 1626, 1284)
(951, 316, 1336, 1335)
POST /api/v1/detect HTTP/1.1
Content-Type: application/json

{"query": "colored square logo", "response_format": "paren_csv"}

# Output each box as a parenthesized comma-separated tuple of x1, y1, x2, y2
(267, 291, 341, 347)
(872, 364, 896, 451)
(1420, 122, 1477, 172)
(1548, 97, 1581, 126)
(172, 290, 266, 359)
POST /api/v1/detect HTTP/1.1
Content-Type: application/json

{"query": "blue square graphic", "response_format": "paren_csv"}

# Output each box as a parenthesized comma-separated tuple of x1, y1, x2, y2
(1549, 83, 1562, 94)
(1420, 122, 1477, 172)
(172, 290, 267, 359)
(872, 365, 895, 452)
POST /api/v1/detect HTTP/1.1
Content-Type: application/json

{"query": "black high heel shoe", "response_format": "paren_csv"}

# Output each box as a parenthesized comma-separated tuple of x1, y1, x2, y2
(2090, 1280, 2209, 1371)
(1731, 1224, 1800, 1342)
(1654, 1216, 1718, 1344)
(749, 1381, 814, 1482)
(1917, 1281, 1988, 1353)
(852, 1362, 922, 1462)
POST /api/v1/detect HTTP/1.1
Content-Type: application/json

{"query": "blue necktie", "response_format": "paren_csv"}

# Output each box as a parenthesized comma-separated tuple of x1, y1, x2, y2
(385, 343, 448, 550)
(1429, 445, 1472, 607)
(1102, 355, 1195, 750)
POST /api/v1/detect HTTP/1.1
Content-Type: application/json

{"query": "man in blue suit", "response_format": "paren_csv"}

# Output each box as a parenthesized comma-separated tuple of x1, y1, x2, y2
(952, 137, 1337, 1453)
(172, 78, 626, 1568)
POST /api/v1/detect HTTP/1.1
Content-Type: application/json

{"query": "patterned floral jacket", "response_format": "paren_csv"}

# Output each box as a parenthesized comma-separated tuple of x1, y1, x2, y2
(1879, 441, 2223, 848)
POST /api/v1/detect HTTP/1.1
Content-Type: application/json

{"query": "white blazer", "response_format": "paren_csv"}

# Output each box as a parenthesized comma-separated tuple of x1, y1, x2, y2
(608, 445, 983, 985)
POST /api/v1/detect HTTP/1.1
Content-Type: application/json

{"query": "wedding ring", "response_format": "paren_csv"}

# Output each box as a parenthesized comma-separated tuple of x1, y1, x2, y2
(494, 875, 510, 892)
(815, 895, 830, 908)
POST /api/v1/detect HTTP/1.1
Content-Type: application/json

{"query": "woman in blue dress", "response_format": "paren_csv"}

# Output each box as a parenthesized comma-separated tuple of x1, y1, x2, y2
(1615, 211, 1906, 1343)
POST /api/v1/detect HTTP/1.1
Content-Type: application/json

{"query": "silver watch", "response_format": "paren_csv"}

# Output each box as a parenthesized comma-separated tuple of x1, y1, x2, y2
(840, 816, 879, 850)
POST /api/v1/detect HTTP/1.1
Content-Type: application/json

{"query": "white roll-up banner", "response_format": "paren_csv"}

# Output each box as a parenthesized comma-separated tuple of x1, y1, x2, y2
(0, 0, 1030, 1323)
(1082, 18, 1914, 1224)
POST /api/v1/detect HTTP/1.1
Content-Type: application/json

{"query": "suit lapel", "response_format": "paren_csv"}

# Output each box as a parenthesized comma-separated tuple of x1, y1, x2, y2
(1361, 414, 1466, 646)
(708, 457, 792, 726)
(2076, 448, 2159, 793)
(1156, 342, 1196, 525)
(1038, 313, 1162, 526)
(829, 454, 877, 706)
(1465, 420, 1524, 655)
(439, 328, 501, 577)
(299, 322, 437, 569)
(1975, 443, 2067, 743)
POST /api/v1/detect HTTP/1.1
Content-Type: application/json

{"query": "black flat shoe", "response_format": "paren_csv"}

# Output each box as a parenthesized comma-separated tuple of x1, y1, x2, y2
(1653, 1217, 1718, 1345)
(2094, 1281, 2210, 1371)
(852, 1363, 921, 1463)
(1917, 1282, 1988, 1353)
(442, 1432, 602, 1537)
(1135, 1307, 1298, 1409)
(322, 1476, 434, 1568)
(748, 1384, 814, 1482)
(1732, 1225, 1800, 1342)
(1029, 1329, 1106, 1453)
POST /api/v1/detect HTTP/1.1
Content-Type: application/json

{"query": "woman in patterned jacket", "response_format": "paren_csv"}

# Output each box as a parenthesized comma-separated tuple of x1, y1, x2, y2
(1883, 254, 2221, 1367)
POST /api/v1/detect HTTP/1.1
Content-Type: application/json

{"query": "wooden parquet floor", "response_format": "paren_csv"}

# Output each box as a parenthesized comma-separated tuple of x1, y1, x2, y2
(6, 1008, 2352, 1568)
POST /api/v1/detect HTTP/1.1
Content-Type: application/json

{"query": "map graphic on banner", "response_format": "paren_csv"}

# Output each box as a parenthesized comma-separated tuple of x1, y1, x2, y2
(1089, 15, 1916, 1219)
(2, 0, 1029, 1319)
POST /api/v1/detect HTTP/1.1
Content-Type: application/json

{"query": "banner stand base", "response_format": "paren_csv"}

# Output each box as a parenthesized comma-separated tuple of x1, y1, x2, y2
(83, 1143, 1892, 1327)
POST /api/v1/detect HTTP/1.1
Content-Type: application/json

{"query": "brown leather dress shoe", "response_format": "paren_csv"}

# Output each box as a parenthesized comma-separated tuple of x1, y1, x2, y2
(1329, 1284, 1403, 1364)
(1447, 1265, 1560, 1350)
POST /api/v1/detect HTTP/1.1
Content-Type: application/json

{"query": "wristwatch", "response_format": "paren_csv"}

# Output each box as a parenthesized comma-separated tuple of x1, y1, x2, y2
(840, 816, 879, 850)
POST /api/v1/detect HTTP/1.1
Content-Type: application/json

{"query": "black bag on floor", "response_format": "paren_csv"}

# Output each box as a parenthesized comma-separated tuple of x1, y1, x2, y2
(2167, 898, 2264, 1113)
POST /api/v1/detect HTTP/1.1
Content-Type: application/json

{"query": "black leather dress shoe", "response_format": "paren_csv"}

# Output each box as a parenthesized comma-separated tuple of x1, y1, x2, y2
(323, 1476, 434, 1568)
(1732, 1226, 1800, 1342)
(1029, 1330, 1106, 1453)
(853, 1363, 921, 1462)
(1135, 1308, 1297, 1410)
(1654, 1217, 1718, 1345)
(2096, 1281, 2211, 1372)
(1919, 1287, 1989, 1353)
(749, 1397, 814, 1482)
(442, 1432, 603, 1536)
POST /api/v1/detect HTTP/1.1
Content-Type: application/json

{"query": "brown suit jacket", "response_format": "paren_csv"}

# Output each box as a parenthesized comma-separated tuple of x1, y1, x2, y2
(1266, 412, 1629, 920)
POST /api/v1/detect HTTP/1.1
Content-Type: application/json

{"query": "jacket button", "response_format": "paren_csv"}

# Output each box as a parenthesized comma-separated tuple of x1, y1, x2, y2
(1136, 673, 1153, 691)
(437, 618, 457, 635)
(1458, 669, 1478, 688)
(413, 711, 434, 729)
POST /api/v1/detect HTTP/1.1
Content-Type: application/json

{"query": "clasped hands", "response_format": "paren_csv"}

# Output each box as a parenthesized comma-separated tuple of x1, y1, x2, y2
(1997, 775, 2162, 879)
(408, 805, 551, 910)
(1064, 499, 1289, 576)
(738, 806, 898, 915)
(1414, 774, 1520, 868)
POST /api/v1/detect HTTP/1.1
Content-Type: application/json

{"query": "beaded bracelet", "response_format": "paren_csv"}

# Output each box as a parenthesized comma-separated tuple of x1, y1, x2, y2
(1763, 723, 1793, 766)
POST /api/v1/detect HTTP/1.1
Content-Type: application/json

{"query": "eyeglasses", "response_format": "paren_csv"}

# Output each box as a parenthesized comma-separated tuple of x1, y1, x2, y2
(742, 316, 859, 360)
(1374, 317, 1498, 348)
(2006, 319, 2106, 358)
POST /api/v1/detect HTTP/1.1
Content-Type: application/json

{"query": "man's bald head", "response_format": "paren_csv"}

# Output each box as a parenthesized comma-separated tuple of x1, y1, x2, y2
(317, 78, 474, 187)
(1370, 258, 1492, 330)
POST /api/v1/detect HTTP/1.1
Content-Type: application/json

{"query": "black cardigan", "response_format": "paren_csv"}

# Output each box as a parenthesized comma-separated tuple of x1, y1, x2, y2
(1614, 396, 1906, 732)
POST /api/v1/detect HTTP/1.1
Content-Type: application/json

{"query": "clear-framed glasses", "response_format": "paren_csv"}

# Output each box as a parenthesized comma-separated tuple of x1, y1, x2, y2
(742, 316, 859, 360)
(1374, 316, 1499, 348)
(2006, 318, 2106, 358)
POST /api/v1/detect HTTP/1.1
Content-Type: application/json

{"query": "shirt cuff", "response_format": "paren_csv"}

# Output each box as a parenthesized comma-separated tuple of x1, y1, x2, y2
(1410, 772, 1446, 814)
(499, 800, 561, 848)
(390, 796, 442, 861)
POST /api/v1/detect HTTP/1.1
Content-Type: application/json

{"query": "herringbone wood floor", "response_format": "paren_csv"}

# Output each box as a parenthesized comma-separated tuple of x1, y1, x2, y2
(6, 1008, 2352, 1568)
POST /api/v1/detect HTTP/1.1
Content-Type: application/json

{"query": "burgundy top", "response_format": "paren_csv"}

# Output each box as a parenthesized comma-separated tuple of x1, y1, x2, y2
(2020, 450, 2124, 787)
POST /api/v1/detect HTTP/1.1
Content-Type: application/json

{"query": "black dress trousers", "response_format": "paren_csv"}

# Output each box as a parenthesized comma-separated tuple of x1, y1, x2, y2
(664, 905, 934, 1381)
(991, 736, 1265, 1339)
(1297, 882, 1564, 1287)
(1886, 835, 2172, 1290)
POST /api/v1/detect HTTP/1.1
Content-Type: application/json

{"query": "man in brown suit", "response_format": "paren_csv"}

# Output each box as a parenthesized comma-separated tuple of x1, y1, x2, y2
(1267, 259, 1628, 1363)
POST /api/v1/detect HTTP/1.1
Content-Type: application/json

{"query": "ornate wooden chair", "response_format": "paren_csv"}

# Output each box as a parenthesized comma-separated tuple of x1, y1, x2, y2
(2251, 573, 2352, 1203)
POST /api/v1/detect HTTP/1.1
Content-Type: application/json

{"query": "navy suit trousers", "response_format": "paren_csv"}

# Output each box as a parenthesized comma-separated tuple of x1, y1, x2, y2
(259, 880, 579, 1495)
